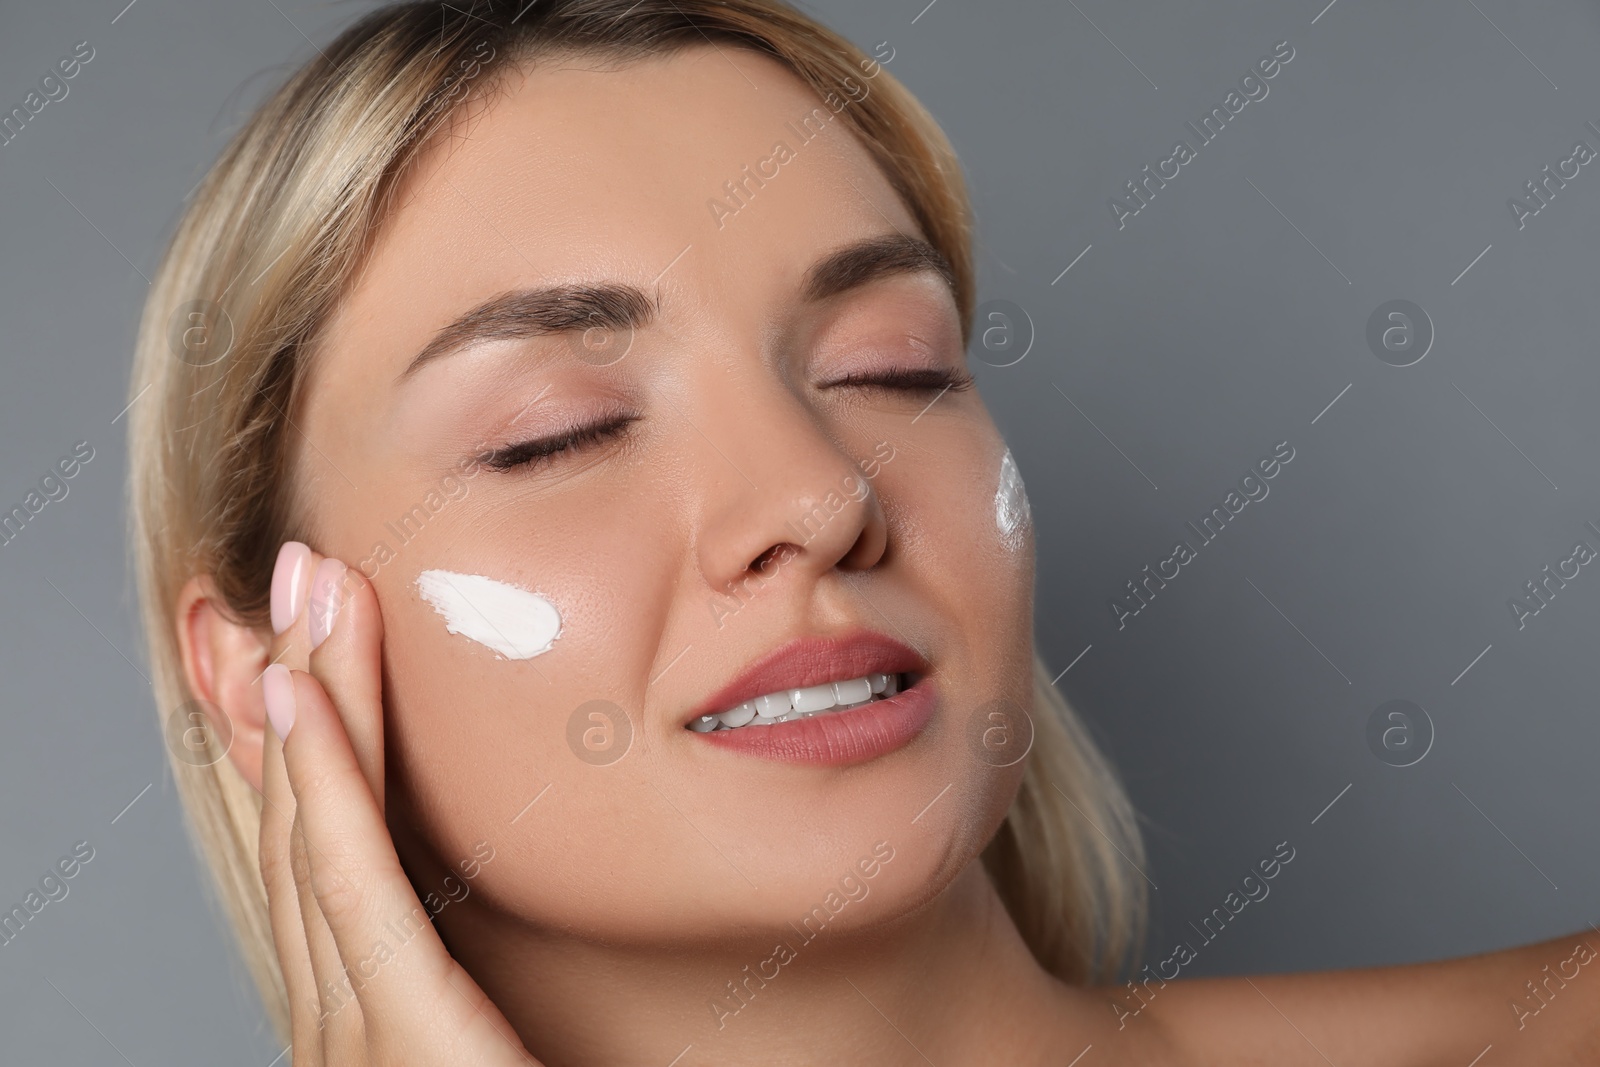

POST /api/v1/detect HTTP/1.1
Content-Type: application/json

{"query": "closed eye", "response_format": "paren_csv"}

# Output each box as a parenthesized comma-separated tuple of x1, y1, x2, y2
(476, 412, 641, 473)
(827, 366, 975, 392)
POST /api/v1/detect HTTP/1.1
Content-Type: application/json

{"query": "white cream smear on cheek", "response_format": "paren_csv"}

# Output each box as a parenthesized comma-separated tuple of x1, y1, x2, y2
(995, 447, 1031, 550)
(415, 570, 563, 660)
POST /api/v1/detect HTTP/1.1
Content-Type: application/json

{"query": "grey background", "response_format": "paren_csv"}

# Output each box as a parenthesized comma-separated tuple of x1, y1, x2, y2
(2, 0, 1597, 1061)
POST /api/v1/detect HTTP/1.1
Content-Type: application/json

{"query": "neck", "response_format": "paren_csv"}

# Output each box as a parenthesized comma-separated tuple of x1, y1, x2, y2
(438, 860, 1139, 1067)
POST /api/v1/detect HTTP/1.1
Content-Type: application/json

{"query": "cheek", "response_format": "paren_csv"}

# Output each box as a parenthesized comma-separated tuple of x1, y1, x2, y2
(379, 591, 655, 929)
(381, 591, 563, 821)
(877, 435, 1035, 645)
(374, 530, 695, 926)
(381, 559, 655, 794)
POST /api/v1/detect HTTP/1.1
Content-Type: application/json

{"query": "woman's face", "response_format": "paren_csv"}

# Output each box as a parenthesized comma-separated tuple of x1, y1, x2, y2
(294, 44, 1036, 945)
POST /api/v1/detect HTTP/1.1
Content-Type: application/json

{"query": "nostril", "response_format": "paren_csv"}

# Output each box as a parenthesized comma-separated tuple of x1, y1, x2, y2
(749, 542, 795, 575)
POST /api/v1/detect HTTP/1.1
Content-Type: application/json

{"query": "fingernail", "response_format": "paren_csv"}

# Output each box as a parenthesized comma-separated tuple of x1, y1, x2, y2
(308, 558, 347, 650)
(263, 663, 296, 740)
(270, 542, 313, 634)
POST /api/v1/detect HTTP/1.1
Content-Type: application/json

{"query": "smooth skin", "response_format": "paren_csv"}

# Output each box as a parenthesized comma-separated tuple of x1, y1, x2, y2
(174, 44, 1600, 1066)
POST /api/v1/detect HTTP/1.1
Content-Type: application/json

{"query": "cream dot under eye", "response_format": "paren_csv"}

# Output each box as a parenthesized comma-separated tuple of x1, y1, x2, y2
(415, 569, 563, 659)
(995, 447, 1030, 550)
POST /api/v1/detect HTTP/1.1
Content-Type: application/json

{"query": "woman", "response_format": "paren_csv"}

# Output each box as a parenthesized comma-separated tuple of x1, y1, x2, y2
(129, 1, 1598, 1063)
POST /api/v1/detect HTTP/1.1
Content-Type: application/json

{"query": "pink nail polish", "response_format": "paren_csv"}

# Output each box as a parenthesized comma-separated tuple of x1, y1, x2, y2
(263, 663, 296, 740)
(270, 542, 313, 634)
(309, 558, 347, 650)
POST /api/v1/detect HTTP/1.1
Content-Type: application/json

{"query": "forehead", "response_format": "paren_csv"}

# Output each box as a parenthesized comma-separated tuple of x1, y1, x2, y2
(321, 44, 912, 370)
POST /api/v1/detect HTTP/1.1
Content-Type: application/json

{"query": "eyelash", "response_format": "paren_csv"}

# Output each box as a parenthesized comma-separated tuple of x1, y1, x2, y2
(476, 367, 972, 473)
(829, 366, 976, 393)
(477, 413, 641, 473)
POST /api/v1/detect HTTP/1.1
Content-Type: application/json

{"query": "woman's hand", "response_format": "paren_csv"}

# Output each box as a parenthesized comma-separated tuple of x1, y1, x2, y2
(259, 543, 538, 1065)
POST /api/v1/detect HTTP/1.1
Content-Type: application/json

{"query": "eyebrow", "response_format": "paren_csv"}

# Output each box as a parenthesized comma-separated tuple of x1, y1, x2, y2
(397, 232, 957, 381)
(801, 232, 956, 305)
(399, 283, 657, 381)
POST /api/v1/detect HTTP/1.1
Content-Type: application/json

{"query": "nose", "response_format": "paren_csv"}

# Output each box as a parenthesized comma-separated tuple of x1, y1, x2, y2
(692, 381, 888, 608)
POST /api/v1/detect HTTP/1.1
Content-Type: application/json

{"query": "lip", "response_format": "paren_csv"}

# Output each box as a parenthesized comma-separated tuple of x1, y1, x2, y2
(692, 674, 937, 765)
(683, 630, 929, 728)
(682, 631, 934, 767)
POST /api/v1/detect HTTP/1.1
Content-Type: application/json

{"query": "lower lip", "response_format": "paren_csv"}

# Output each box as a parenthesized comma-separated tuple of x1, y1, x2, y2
(689, 676, 936, 766)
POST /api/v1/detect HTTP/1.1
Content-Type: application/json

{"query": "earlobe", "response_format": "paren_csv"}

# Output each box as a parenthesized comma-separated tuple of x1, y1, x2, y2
(174, 575, 271, 792)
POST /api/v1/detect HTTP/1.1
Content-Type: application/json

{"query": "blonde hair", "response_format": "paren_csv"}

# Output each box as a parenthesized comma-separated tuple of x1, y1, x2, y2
(127, 0, 1147, 1040)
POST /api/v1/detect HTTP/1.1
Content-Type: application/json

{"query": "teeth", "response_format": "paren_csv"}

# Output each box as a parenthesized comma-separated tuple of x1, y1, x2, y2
(834, 677, 872, 704)
(755, 692, 790, 717)
(695, 673, 908, 732)
(791, 683, 836, 715)
(721, 701, 757, 727)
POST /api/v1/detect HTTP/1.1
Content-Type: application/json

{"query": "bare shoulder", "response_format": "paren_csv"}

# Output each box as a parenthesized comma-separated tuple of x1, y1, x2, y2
(1095, 931, 1600, 1066)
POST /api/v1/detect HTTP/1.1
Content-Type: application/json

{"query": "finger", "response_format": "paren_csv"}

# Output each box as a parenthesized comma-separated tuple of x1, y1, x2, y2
(277, 666, 444, 1019)
(267, 542, 325, 679)
(293, 551, 384, 1050)
(256, 695, 324, 1060)
(306, 559, 385, 804)
(288, 802, 366, 1052)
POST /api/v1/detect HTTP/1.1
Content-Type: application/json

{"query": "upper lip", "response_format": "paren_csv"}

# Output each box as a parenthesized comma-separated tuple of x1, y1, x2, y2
(684, 630, 928, 725)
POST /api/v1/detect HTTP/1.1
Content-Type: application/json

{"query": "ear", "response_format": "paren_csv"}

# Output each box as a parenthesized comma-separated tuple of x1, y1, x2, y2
(174, 574, 272, 793)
